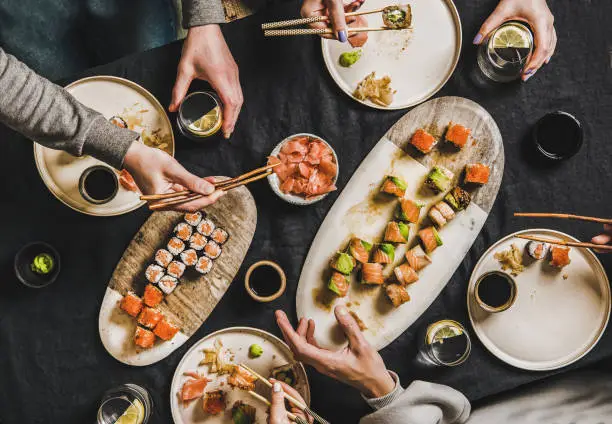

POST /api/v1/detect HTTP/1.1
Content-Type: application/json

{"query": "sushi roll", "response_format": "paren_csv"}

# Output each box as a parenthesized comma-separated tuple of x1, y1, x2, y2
(167, 237, 186, 256)
(197, 218, 216, 237)
(394, 264, 419, 286)
(195, 256, 213, 275)
(211, 228, 229, 245)
(405, 245, 432, 271)
(145, 264, 165, 284)
(137, 307, 163, 329)
(120, 292, 143, 317)
(527, 241, 550, 260)
(550, 246, 571, 268)
(328, 271, 350, 297)
(384, 221, 410, 243)
(464, 163, 490, 185)
(397, 199, 423, 223)
(158, 275, 178, 294)
(425, 166, 454, 193)
(184, 211, 203, 227)
(428, 207, 447, 228)
(385, 284, 410, 307)
(167, 260, 186, 279)
(144, 284, 164, 308)
(445, 122, 471, 148)
(419, 226, 443, 253)
(109, 115, 128, 129)
(153, 317, 180, 341)
(380, 176, 408, 198)
(204, 240, 222, 259)
(189, 232, 207, 251)
(361, 263, 384, 285)
(180, 249, 198, 267)
(155, 248, 174, 268)
(410, 129, 438, 154)
(349, 238, 373, 264)
(134, 326, 156, 349)
(382, 4, 412, 29)
(174, 222, 193, 242)
(445, 186, 471, 211)
(434, 201, 455, 221)
(372, 243, 395, 264)
(330, 252, 356, 275)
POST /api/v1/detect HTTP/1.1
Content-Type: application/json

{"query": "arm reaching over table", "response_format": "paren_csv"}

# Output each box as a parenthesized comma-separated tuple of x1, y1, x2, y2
(275, 307, 470, 424)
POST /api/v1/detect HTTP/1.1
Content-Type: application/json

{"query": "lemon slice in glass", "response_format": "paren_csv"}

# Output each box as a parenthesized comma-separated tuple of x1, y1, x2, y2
(429, 324, 463, 345)
(189, 106, 221, 134)
(492, 23, 531, 49)
(114, 399, 145, 424)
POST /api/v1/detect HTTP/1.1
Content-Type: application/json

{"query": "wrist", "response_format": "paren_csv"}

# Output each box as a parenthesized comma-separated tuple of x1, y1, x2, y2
(361, 371, 396, 399)
(122, 139, 146, 172)
(188, 24, 221, 38)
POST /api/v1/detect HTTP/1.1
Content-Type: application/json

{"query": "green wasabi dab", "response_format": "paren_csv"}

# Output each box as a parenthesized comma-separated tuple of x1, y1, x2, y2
(31, 253, 54, 275)
(249, 344, 263, 358)
(339, 50, 362, 67)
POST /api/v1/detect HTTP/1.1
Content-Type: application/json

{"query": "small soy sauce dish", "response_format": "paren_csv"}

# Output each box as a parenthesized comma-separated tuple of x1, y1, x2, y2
(474, 270, 517, 313)
(79, 165, 119, 205)
(245, 260, 286, 302)
(14, 242, 61, 288)
(533, 111, 583, 161)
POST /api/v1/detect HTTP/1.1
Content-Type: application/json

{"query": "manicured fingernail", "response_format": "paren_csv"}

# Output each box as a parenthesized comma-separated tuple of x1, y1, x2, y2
(472, 33, 483, 44)
(337, 306, 348, 316)
(273, 382, 282, 393)
(223, 131, 231, 139)
(337, 30, 348, 43)
(546, 57, 551, 64)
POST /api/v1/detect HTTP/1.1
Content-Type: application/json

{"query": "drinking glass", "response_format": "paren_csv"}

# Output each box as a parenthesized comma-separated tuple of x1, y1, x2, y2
(477, 22, 533, 82)
(416, 319, 471, 367)
(177, 91, 222, 141)
(97, 384, 152, 424)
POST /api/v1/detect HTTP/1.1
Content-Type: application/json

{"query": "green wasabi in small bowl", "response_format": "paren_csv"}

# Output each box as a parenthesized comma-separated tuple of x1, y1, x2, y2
(31, 253, 55, 275)
(339, 50, 362, 68)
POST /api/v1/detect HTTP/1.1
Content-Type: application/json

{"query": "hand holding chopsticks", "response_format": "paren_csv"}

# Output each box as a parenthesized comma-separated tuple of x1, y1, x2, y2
(247, 385, 310, 424)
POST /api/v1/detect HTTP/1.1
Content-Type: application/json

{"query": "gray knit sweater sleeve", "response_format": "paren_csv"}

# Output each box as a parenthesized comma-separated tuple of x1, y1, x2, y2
(182, 0, 226, 27)
(0, 48, 138, 169)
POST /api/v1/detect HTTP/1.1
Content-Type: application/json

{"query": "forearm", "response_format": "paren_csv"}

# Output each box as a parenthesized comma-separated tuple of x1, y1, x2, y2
(182, 0, 226, 27)
(0, 48, 138, 169)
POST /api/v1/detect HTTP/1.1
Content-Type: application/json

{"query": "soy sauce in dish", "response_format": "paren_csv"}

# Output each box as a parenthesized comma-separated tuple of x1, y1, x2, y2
(534, 111, 583, 160)
(80, 166, 118, 204)
(477, 272, 514, 309)
(248, 265, 281, 297)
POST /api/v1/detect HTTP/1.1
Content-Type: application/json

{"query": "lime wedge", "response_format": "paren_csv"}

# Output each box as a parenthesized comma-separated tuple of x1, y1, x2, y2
(189, 107, 221, 133)
(114, 399, 144, 424)
(492, 24, 531, 49)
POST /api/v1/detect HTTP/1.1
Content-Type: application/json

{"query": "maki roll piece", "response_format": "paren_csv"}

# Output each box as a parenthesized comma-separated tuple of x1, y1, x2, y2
(197, 218, 216, 236)
(174, 222, 193, 241)
(153, 317, 180, 341)
(428, 207, 447, 228)
(137, 307, 163, 329)
(384, 221, 409, 243)
(419, 226, 443, 253)
(410, 129, 438, 154)
(144, 284, 164, 308)
(328, 271, 350, 297)
(425, 166, 454, 193)
(204, 240, 222, 259)
(372, 243, 395, 264)
(385, 284, 410, 307)
(405, 245, 432, 271)
(330, 252, 356, 275)
(382, 4, 412, 29)
(445, 186, 471, 211)
(184, 211, 203, 227)
(464, 163, 490, 185)
(527, 241, 550, 260)
(109, 115, 128, 129)
(434, 201, 455, 221)
(211, 228, 229, 245)
(167, 260, 186, 279)
(134, 326, 156, 349)
(195, 256, 213, 275)
(120, 292, 143, 317)
(349, 238, 373, 264)
(381, 176, 408, 198)
(394, 264, 419, 286)
(158, 275, 178, 295)
(203, 390, 227, 416)
(550, 246, 571, 268)
(167, 237, 186, 256)
(180, 249, 198, 267)
(155, 248, 174, 268)
(361, 263, 384, 285)
(397, 199, 423, 223)
(445, 122, 471, 148)
(145, 264, 165, 284)
(189, 232, 207, 251)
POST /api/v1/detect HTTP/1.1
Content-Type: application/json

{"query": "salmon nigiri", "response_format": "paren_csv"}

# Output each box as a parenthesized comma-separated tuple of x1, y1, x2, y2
(394, 264, 419, 286)
(349, 238, 373, 263)
(384, 221, 410, 243)
(361, 263, 384, 285)
(372, 243, 395, 264)
(397, 199, 423, 223)
(405, 245, 432, 271)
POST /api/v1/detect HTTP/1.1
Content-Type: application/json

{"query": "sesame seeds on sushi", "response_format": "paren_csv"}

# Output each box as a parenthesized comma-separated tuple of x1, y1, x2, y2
(167, 237, 186, 256)
(180, 249, 198, 267)
(425, 166, 454, 193)
(167, 260, 186, 279)
(204, 240, 222, 259)
(145, 264, 165, 284)
(134, 326, 156, 349)
(445, 186, 471, 211)
(419, 226, 443, 253)
(120, 292, 144, 317)
(195, 256, 213, 275)
(328, 271, 349, 297)
(464, 163, 490, 185)
(174, 222, 193, 242)
(381, 176, 407, 198)
(144, 284, 164, 308)
(211, 228, 229, 245)
(155, 248, 174, 268)
(189, 232, 207, 251)
(138, 307, 163, 329)
(384, 221, 409, 243)
(445, 122, 471, 148)
(153, 317, 180, 341)
(184, 211, 203, 227)
(410, 129, 437, 154)
(158, 275, 178, 294)
(197, 218, 216, 237)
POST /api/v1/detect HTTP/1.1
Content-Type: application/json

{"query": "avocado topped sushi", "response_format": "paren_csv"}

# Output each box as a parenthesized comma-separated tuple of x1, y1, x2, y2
(381, 175, 408, 197)
(384, 221, 410, 243)
(349, 238, 373, 264)
(328, 271, 350, 296)
(397, 199, 423, 223)
(372, 243, 395, 263)
(330, 252, 356, 275)
(444, 186, 471, 211)
(418, 226, 443, 253)
(425, 166, 454, 193)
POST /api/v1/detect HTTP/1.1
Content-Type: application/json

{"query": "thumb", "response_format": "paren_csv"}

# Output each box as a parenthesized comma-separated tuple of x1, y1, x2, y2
(473, 8, 506, 44)
(334, 305, 367, 350)
(169, 162, 215, 196)
(324, 0, 348, 42)
(268, 381, 288, 424)
(170, 66, 194, 112)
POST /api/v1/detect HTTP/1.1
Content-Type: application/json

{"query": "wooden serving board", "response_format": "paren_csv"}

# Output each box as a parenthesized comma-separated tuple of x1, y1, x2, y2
(296, 96, 504, 351)
(99, 186, 257, 366)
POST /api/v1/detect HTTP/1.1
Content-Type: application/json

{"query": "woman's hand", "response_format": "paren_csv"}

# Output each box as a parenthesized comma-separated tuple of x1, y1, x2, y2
(275, 306, 395, 398)
(473, 0, 556, 81)
(170, 24, 243, 139)
(123, 141, 225, 211)
(268, 380, 312, 424)
(301, 0, 366, 42)
(592, 224, 612, 253)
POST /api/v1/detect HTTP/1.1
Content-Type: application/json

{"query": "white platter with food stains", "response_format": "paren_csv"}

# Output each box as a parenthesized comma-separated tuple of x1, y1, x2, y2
(296, 96, 504, 350)
(468, 229, 610, 371)
(170, 327, 310, 424)
(321, 0, 461, 110)
(34, 76, 174, 216)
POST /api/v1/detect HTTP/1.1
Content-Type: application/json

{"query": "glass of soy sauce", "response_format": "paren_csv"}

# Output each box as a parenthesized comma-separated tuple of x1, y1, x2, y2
(245, 260, 286, 302)
(79, 165, 119, 204)
(533, 111, 583, 160)
(474, 271, 517, 313)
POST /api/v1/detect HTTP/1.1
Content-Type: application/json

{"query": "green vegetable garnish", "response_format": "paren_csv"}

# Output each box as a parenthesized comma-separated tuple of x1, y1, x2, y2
(433, 228, 444, 246)
(31, 253, 54, 275)
(388, 176, 408, 191)
(232, 402, 256, 424)
(379, 243, 396, 262)
(328, 272, 348, 296)
(386, 9, 405, 23)
(331, 252, 355, 275)
(339, 50, 362, 67)
(398, 222, 410, 240)
(248, 344, 263, 358)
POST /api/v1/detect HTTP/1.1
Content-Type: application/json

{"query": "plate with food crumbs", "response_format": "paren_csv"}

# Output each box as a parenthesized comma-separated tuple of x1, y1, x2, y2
(467, 228, 610, 371)
(321, 0, 461, 109)
(170, 327, 310, 424)
(34, 76, 174, 216)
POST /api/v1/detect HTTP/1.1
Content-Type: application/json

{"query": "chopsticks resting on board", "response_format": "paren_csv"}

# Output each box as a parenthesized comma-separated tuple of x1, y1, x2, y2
(262, 6, 388, 29)
(264, 26, 405, 37)
(240, 364, 330, 424)
(515, 234, 612, 252)
(247, 390, 309, 424)
(514, 213, 612, 225)
(140, 163, 279, 210)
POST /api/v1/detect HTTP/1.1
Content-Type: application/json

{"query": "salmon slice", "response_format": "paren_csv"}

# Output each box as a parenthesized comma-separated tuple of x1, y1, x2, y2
(134, 327, 155, 349)
(348, 16, 369, 47)
(280, 177, 295, 194)
(410, 129, 438, 154)
(228, 366, 257, 391)
(398, 199, 422, 223)
(381, 176, 407, 197)
(419, 226, 443, 253)
(119, 169, 139, 192)
(464, 163, 490, 185)
(153, 317, 180, 341)
(550, 246, 571, 268)
(298, 162, 315, 178)
(405, 246, 432, 271)
(203, 390, 226, 415)
(349, 238, 372, 263)
(361, 263, 384, 285)
(372, 243, 395, 264)
(445, 122, 471, 148)
(120, 292, 143, 317)
(394, 264, 419, 286)
(143, 284, 163, 308)
(328, 271, 350, 297)
(386, 284, 410, 307)
(384, 221, 409, 243)
(181, 374, 210, 401)
(319, 156, 337, 177)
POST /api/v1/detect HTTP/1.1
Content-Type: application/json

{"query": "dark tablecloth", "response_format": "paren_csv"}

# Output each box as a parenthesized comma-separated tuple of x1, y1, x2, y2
(1, 0, 611, 423)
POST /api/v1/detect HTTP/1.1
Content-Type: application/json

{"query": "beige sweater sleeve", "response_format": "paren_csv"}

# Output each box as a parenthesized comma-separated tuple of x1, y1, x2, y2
(182, 0, 226, 27)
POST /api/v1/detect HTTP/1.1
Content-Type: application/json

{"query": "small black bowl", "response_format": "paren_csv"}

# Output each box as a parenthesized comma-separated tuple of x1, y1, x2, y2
(532, 111, 583, 161)
(14, 242, 61, 288)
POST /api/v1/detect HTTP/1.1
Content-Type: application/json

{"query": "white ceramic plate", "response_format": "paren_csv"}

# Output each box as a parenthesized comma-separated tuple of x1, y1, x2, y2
(170, 327, 310, 424)
(467, 229, 611, 371)
(33, 76, 175, 216)
(322, 0, 461, 110)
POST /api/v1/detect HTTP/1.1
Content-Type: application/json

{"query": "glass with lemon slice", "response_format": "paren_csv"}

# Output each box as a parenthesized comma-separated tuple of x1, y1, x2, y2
(417, 320, 471, 367)
(97, 384, 151, 424)
(477, 22, 534, 82)
(177, 91, 223, 140)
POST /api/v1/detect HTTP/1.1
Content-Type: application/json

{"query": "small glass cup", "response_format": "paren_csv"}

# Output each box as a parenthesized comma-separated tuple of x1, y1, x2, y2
(177, 91, 223, 141)
(416, 320, 471, 367)
(97, 384, 152, 424)
(477, 22, 534, 82)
